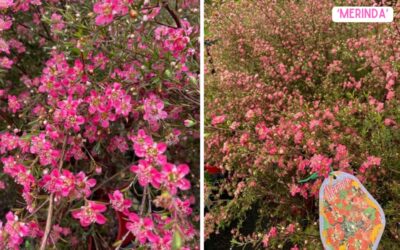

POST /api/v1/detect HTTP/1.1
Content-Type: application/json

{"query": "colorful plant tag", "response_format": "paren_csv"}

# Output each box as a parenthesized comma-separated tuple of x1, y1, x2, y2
(319, 171, 385, 250)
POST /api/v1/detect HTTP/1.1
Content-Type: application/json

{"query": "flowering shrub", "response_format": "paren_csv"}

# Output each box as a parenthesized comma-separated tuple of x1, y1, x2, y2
(205, 0, 400, 249)
(0, 0, 199, 249)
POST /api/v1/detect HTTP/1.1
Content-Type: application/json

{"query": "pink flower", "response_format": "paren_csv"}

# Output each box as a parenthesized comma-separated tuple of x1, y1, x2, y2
(116, 0, 133, 15)
(107, 136, 129, 153)
(0, 38, 10, 54)
(141, 7, 160, 21)
(40, 169, 74, 199)
(2, 156, 35, 191)
(143, 94, 168, 126)
(38, 148, 61, 167)
(172, 197, 193, 216)
(93, 102, 116, 128)
(50, 224, 71, 244)
(83, 124, 99, 143)
(126, 212, 155, 244)
(0, 16, 12, 31)
(40, 169, 96, 200)
(245, 109, 255, 119)
(65, 114, 85, 132)
(360, 156, 381, 173)
(130, 160, 162, 188)
(262, 234, 270, 247)
(86, 90, 102, 114)
(8, 95, 22, 113)
(286, 223, 295, 234)
(262, 226, 278, 247)
(255, 122, 269, 140)
(154, 20, 192, 57)
(50, 13, 65, 31)
(309, 154, 332, 178)
(72, 201, 107, 227)
(239, 133, 249, 145)
(3, 211, 31, 249)
(74, 171, 97, 198)
(108, 190, 132, 213)
(9, 39, 25, 54)
(0, 0, 13, 10)
(56, 96, 82, 117)
(386, 90, 395, 101)
(161, 163, 191, 194)
(289, 183, 301, 197)
(0, 56, 13, 69)
(130, 129, 152, 152)
(384, 118, 396, 126)
(55, 96, 85, 131)
(0, 133, 21, 153)
(268, 227, 277, 237)
(211, 115, 226, 126)
(115, 94, 132, 116)
(93, 0, 117, 26)
(92, 52, 109, 70)
(130, 130, 168, 164)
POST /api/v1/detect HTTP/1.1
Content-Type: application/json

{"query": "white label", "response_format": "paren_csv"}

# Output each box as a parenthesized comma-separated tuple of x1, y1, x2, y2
(332, 6, 393, 23)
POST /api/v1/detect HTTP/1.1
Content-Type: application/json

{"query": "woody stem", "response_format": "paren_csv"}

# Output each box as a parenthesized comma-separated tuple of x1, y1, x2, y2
(39, 136, 68, 250)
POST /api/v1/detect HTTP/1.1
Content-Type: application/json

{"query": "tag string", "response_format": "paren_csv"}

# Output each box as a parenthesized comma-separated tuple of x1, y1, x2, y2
(299, 172, 319, 183)
(298, 166, 335, 183)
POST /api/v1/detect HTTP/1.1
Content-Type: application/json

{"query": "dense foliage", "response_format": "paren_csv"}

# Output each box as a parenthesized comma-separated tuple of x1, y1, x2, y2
(0, 0, 199, 249)
(205, 0, 400, 249)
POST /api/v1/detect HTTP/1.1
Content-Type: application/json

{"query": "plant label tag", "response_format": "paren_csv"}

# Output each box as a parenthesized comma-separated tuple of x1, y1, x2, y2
(319, 171, 385, 250)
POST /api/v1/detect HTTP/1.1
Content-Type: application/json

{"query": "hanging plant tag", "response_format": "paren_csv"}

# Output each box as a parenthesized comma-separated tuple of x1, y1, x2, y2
(319, 171, 385, 250)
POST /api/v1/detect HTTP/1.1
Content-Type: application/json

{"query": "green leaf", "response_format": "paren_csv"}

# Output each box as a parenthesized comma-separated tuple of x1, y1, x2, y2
(165, 69, 172, 78)
(171, 231, 183, 250)
(71, 47, 81, 56)
(112, 240, 122, 248)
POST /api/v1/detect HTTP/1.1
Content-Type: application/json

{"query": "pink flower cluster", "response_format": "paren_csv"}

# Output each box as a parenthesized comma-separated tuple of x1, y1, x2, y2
(40, 169, 96, 201)
(129, 129, 191, 194)
(0, 212, 41, 250)
(94, 0, 133, 26)
(1, 156, 35, 191)
(360, 156, 381, 173)
(143, 94, 168, 130)
(0, 0, 199, 248)
(31, 133, 61, 167)
(109, 190, 132, 213)
(155, 20, 194, 58)
(0, 0, 13, 10)
(0, 1, 16, 70)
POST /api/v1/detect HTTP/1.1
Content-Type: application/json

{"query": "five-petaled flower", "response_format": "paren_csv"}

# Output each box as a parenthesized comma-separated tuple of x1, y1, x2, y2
(72, 201, 107, 227)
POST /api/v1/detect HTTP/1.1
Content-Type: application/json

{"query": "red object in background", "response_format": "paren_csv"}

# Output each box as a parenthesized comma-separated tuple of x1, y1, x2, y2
(205, 164, 221, 174)
(87, 213, 134, 250)
(116, 210, 134, 246)
(87, 187, 134, 249)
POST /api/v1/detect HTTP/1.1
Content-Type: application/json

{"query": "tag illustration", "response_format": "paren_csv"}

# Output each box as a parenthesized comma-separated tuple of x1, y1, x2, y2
(319, 171, 385, 250)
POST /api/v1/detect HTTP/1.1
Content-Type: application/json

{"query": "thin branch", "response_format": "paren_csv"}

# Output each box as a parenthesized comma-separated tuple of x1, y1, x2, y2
(115, 231, 132, 250)
(163, 2, 181, 28)
(39, 136, 68, 250)
(39, 193, 54, 250)
(25, 199, 49, 220)
(140, 186, 148, 215)
(92, 164, 133, 193)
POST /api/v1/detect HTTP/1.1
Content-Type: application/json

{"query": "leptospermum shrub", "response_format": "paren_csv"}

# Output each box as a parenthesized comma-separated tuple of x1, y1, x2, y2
(0, 0, 199, 249)
(205, 0, 400, 249)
